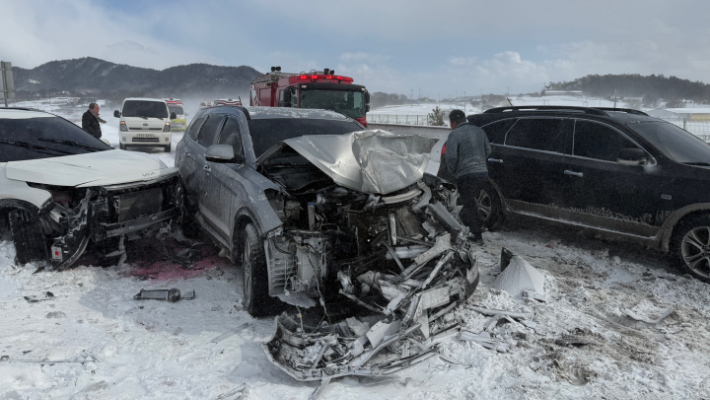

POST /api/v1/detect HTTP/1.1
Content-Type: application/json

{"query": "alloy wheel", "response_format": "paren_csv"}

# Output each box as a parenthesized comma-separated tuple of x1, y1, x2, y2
(477, 189, 492, 222)
(680, 226, 710, 279)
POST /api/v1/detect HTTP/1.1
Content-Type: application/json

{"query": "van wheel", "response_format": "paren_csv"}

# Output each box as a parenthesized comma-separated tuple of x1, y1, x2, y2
(478, 184, 503, 231)
(119, 143, 126, 150)
(242, 223, 278, 317)
(164, 143, 172, 153)
(9, 209, 49, 266)
(672, 215, 710, 283)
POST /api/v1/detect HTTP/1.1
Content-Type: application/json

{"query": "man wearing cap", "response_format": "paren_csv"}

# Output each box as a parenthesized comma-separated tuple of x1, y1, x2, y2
(443, 109, 491, 245)
(82, 103, 105, 139)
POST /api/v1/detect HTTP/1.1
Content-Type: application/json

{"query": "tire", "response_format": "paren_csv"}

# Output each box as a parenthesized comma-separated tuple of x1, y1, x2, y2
(179, 189, 201, 239)
(119, 143, 126, 150)
(477, 184, 503, 231)
(164, 143, 172, 153)
(8, 209, 49, 266)
(242, 223, 278, 317)
(671, 215, 710, 283)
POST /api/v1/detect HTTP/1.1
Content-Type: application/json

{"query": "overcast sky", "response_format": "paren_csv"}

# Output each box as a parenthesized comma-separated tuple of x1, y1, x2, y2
(2, 0, 709, 97)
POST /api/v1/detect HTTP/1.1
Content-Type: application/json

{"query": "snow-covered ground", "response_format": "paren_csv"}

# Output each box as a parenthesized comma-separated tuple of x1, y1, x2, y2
(3, 96, 710, 399)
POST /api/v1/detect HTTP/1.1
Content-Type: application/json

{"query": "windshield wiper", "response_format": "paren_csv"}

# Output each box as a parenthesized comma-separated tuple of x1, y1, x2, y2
(0, 140, 73, 156)
(683, 162, 710, 166)
(37, 138, 106, 152)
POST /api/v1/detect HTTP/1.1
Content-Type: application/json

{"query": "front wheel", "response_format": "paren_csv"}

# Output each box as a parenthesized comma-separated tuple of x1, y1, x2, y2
(242, 223, 278, 317)
(9, 209, 49, 266)
(672, 215, 710, 283)
(477, 184, 503, 231)
(163, 143, 172, 153)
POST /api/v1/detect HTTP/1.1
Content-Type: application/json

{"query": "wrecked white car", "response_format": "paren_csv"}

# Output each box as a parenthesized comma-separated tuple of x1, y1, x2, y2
(177, 106, 480, 381)
(0, 108, 181, 269)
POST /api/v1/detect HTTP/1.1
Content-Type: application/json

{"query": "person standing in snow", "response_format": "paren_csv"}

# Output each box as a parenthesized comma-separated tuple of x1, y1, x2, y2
(443, 109, 491, 244)
(82, 103, 104, 139)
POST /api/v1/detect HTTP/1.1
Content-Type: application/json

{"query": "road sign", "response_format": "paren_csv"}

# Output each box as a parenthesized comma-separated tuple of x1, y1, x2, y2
(1, 61, 16, 107)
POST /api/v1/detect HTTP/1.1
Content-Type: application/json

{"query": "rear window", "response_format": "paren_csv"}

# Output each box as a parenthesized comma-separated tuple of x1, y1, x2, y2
(505, 118, 568, 153)
(0, 116, 110, 162)
(122, 101, 169, 119)
(248, 118, 363, 157)
(481, 119, 516, 144)
(168, 106, 184, 115)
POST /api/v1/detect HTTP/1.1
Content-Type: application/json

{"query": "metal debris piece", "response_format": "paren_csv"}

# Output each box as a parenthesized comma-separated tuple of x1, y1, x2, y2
(24, 291, 55, 303)
(216, 384, 246, 400)
(133, 288, 193, 302)
(466, 305, 529, 320)
(621, 305, 674, 324)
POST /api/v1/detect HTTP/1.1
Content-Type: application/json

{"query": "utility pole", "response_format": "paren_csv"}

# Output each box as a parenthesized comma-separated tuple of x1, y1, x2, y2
(1, 61, 16, 107)
(614, 89, 617, 108)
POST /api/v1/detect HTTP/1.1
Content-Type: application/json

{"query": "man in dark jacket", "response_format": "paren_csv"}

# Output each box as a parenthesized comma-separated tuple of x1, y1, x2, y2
(82, 103, 103, 139)
(443, 109, 491, 244)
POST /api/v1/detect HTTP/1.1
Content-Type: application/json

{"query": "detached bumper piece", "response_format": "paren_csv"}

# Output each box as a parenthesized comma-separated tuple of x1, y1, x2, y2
(262, 246, 479, 382)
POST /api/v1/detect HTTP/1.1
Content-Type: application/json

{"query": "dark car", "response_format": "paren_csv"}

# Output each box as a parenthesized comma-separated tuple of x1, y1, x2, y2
(465, 105, 710, 282)
(175, 106, 480, 318)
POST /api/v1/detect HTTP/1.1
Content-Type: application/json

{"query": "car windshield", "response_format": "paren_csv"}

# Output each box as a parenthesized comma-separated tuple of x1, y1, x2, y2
(0, 116, 111, 162)
(629, 121, 710, 164)
(122, 101, 169, 119)
(168, 106, 184, 115)
(248, 118, 363, 157)
(299, 90, 366, 119)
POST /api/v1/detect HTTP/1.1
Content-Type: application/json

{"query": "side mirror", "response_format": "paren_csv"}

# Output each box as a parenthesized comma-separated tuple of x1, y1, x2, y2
(114, 110, 121, 118)
(617, 148, 647, 165)
(366, 104, 371, 112)
(283, 91, 291, 102)
(365, 91, 370, 104)
(170, 112, 177, 120)
(205, 144, 244, 164)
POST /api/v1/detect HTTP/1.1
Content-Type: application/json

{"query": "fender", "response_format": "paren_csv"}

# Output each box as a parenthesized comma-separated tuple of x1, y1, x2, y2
(656, 203, 710, 252)
(0, 165, 52, 211)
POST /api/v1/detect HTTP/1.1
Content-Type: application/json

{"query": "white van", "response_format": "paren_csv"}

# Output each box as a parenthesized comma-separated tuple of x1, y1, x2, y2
(114, 98, 176, 152)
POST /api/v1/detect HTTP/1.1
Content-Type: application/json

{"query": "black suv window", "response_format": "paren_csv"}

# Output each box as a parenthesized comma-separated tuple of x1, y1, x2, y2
(481, 119, 516, 144)
(218, 116, 244, 157)
(505, 118, 567, 152)
(187, 114, 207, 140)
(573, 120, 637, 162)
(197, 115, 226, 147)
(0, 116, 110, 162)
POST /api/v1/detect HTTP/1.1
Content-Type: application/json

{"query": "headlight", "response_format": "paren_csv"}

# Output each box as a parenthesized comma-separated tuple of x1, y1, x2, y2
(163, 122, 171, 132)
(120, 121, 127, 132)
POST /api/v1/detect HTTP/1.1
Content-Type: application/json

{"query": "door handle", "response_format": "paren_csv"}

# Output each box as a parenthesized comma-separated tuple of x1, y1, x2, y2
(488, 158, 504, 164)
(564, 170, 583, 178)
(203, 165, 211, 173)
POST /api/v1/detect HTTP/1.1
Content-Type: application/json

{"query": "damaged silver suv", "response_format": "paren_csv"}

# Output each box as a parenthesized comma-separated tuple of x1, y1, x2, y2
(0, 108, 182, 269)
(177, 106, 480, 380)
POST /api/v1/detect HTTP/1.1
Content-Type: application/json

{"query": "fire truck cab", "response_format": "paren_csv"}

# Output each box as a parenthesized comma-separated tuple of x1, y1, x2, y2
(250, 66, 370, 126)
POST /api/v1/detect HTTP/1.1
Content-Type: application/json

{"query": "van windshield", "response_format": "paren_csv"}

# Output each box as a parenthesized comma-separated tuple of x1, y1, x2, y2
(122, 101, 169, 119)
(168, 106, 184, 116)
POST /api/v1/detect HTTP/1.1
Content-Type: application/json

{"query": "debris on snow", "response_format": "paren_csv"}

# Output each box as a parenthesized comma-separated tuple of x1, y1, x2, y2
(493, 247, 546, 298)
(133, 288, 195, 302)
(23, 291, 54, 303)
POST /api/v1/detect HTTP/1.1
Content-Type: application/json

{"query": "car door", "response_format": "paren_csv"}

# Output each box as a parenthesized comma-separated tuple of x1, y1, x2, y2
(177, 114, 208, 198)
(494, 117, 573, 214)
(194, 114, 226, 227)
(563, 119, 665, 237)
(204, 115, 250, 241)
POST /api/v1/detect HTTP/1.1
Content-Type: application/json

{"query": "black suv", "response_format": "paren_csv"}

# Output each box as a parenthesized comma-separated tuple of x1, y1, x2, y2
(467, 105, 710, 281)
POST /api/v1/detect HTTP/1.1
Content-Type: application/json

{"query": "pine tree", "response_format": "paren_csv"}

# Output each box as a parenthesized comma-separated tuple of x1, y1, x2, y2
(428, 106, 445, 126)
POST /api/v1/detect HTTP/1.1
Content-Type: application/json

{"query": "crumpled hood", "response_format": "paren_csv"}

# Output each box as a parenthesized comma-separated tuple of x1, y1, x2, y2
(6, 150, 178, 188)
(283, 130, 439, 195)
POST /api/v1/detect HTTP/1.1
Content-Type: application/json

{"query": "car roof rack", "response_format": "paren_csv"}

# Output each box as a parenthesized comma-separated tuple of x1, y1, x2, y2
(484, 106, 608, 115)
(483, 105, 649, 117)
(595, 107, 649, 116)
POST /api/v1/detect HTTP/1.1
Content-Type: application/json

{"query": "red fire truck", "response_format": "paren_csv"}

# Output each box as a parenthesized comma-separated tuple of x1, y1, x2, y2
(250, 66, 370, 126)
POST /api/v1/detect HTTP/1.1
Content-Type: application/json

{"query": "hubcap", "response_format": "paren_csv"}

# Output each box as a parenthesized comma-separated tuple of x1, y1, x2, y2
(477, 190, 492, 221)
(680, 226, 710, 279)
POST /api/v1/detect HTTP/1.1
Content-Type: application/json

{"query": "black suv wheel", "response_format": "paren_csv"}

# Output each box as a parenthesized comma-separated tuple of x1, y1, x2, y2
(672, 215, 710, 282)
(477, 184, 503, 230)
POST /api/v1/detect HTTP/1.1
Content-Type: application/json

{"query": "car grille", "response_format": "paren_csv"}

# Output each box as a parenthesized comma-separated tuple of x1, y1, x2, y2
(115, 188, 163, 222)
(129, 128, 162, 131)
(132, 137, 160, 143)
